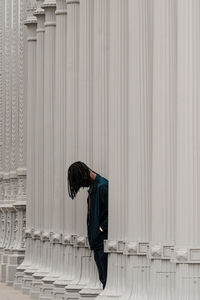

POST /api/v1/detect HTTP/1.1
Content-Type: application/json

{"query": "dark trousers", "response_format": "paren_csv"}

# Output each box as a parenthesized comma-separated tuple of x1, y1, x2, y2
(94, 248, 108, 289)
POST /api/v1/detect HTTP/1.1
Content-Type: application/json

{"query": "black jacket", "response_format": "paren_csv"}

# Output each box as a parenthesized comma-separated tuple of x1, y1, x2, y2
(87, 174, 108, 250)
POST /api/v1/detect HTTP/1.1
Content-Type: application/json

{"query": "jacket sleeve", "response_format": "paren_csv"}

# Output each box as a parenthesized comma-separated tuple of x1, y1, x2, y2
(99, 183, 108, 233)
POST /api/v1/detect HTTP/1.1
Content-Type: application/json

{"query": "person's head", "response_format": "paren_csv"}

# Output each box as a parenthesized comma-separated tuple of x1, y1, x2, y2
(67, 161, 93, 199)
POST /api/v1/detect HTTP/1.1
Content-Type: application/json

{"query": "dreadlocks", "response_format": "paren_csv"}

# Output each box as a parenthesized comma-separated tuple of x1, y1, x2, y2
(68, 161, 92, 199)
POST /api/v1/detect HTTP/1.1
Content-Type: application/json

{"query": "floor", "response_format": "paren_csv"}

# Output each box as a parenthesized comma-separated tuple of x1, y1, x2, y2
(0, 283, 32, 300)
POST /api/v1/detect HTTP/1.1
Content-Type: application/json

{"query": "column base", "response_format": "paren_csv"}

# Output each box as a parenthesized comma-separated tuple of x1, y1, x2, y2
(79, 288, 102, 300)
(14, 264, 29, 290)
(1, 253, 8, 282)
(39, 276, 59, 299)
(6, 253, 25, 285)
(53, 279, 71, 299)
(30, 273, 49, 299)
(22, 272, 36, 294)
(64, 285, 84, 300)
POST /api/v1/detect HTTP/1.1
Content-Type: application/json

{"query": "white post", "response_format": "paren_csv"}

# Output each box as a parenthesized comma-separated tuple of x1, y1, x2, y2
(39, 0, 67, 297)
(29, 1, 46, 297)
(0, 0, 6, 275)
(21, 0, 37, 294)
(175, 1, 200, 299)
(39, 1, 56, 298)
(1, 0, 13, 283)
(80, 0, 109, 297)
(148, 0, 177, 299)
(6, 0, 27, 286)
(119, 1, 153, 299)
(99, 0, 128, 298)
(65, 0, 94, 298)
(55, 0, 79, 297)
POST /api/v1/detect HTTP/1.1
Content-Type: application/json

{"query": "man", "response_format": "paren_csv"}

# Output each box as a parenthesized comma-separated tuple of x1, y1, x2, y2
(68, 161, 108, 289)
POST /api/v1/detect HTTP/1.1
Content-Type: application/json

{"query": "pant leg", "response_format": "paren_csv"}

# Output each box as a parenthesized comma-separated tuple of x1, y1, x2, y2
(94, 249, 108, 289)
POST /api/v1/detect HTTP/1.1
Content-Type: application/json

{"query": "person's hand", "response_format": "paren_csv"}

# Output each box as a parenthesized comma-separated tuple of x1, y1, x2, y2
(99, 226, 104, 232)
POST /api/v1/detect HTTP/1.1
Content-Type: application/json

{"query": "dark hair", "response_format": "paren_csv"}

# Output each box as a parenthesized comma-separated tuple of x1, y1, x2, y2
(67, 161, 91, 199)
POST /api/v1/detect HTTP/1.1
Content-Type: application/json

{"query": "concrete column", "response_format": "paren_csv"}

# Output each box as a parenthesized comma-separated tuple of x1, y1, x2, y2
(0, 0, 6, 253)
(80, 0, 109, 297)
(98, 0, 128, 298)
(175, 1, 200, 299)
(13, 0, 27, 253)
(39, 1, 56, 298)
(118, 1, 153, 299)
(39, 0, 67, 298)
(5, 0, 28, 286)
(65, 0, 94, 298)
(28, 1, 46, 298)
(148, 0, 177, 299)
(52, 0, 80, 298)
(0, 0, 13, 283)
(21, 0, 37, 294)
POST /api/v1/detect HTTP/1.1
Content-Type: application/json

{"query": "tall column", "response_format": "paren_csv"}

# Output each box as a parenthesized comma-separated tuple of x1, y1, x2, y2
(48, 0, 69, 297)
(99, 0, 128, 298)
(175, 1, 200, 299)
(39, 0, 67, 298)
(52, 0, 80, 298)
(118, 0, 153, 299)
(13, 0, 27, 254)
(6, 0, 28, 286)
(0, 0, 13, 283)
(0, 0, 6, 251)
(39, 1, 56, 298)
(29, 1, 46, 298)
(65, 0, 94, 298)
(80, 0, 109, 297)
(148, 0, 177, 299)
(20, 0, 37, 294)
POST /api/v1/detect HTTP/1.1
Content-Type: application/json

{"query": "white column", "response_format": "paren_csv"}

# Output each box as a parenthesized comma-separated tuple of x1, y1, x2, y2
(80, 0, 109, 297)
(99, 0, 128, 297)
(175, 1, 200, 299)
(39, 1, 67, 297)
(65, 0, 93, 298)
(120, 0, 153, 299)
(54, 0, 79, 297)
(28, 1, 46, 298)
(13, 0, 27, 254)
(0, 0, 6, 252)
(0, 0, 13, 283)
(148, 0, 177, 299)
(21, 0, 37, 294)
(39, 1, 56, 298)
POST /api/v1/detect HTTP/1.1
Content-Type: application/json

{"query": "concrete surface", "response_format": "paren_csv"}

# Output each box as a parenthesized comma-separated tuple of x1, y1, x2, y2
(0, 283, 32, 300)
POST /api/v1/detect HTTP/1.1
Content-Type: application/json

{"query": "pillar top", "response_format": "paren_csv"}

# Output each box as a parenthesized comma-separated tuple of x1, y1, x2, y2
(34, 7, 45, 16)
(25, 0, 37, 25)
(66, 0, 80, 4)
(24, 17, 37, 26)
(41, 0, 56, 8)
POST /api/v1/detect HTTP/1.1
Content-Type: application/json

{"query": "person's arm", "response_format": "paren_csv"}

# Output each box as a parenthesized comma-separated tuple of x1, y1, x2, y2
(99, 183, 108, 233)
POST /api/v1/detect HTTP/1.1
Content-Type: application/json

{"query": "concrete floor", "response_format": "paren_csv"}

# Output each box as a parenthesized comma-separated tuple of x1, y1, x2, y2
(0, 283, 32, 300)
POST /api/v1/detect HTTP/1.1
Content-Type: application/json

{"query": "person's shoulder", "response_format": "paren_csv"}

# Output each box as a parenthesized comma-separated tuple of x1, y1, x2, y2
(98, 175, 108, 191)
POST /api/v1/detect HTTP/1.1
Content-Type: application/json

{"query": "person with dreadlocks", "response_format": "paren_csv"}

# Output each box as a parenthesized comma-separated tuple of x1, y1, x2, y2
(68, 161, 108, 289)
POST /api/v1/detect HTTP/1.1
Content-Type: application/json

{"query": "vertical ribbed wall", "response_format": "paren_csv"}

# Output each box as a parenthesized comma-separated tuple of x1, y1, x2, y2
(150, 0, 177, 298)
(175, 1, 200, 299)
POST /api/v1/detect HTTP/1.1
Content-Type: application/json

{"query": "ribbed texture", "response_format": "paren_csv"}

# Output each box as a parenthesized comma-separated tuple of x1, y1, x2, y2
(109, 0, 128, 241)
(66, 0, 79, 234)
(128, 0, 152, 243)
(35, 13, 45, 231)
(43, 5, 56, 232)
(53, 0, 67, 233)
(93, 0, 109, 178)
(77, 0, 94, 236)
